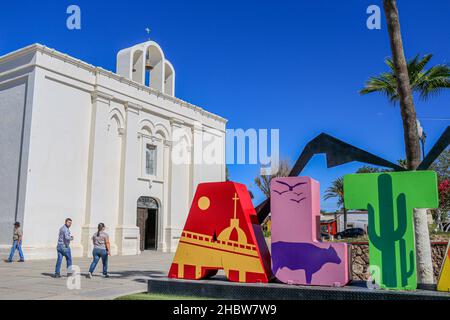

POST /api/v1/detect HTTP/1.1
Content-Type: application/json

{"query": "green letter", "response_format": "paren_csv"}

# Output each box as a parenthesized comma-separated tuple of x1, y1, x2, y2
(344, 171, 438, 290)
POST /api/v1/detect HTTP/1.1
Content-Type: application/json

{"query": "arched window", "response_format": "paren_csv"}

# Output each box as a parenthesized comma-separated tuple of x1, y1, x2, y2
(132, 50, 144, 83)
(145, 45, 164, 90)
(145, 144, 157, 176)
(164, 60, 175, 96)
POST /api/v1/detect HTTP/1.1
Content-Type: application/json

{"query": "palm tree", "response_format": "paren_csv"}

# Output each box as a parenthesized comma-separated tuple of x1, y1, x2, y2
(324, 177, 348, 231)
(360, 54, 450, 103)
(381, 0, 422, 171)
(360, 0, 446, 286)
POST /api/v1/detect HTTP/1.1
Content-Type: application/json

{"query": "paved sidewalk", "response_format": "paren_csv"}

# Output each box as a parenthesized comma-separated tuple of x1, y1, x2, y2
(0, 251, 174, 300)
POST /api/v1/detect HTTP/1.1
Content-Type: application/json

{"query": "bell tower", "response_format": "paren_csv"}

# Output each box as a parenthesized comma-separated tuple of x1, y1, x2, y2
(116, 41, 175, 96)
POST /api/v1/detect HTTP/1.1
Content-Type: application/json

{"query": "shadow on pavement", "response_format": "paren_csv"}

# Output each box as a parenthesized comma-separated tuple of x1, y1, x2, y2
(108, 270, 166, 283)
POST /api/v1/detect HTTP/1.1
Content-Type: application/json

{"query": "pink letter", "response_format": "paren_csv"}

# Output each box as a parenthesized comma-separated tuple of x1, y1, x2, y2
(270, 177, 351, 286)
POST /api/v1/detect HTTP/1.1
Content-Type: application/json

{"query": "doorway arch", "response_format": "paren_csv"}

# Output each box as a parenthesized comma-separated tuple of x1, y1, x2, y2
(137, 196, 159, 251)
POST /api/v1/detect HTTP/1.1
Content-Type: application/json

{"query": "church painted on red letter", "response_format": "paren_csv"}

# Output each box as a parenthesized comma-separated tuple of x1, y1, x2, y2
(168, 182, 272, 283)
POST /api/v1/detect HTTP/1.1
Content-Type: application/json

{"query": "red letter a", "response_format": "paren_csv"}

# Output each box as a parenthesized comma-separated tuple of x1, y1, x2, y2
(168, 182, 271, 283)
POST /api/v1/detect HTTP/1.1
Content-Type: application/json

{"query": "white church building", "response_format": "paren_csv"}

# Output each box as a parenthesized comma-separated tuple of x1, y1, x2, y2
(0, 41, 226, 260)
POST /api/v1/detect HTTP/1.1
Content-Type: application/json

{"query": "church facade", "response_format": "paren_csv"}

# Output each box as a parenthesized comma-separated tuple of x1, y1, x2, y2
(0, 41, 226, 260)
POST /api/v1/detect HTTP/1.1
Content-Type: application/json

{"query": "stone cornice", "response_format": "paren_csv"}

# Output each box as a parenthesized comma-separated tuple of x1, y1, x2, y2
(0, 43, 228, 125)
(125, 101, 142, 114)
(192, 123, 204, 133)
(169, 118, 185, 127)
(96, 67, 227, 124)
(91, 90, 114, 103)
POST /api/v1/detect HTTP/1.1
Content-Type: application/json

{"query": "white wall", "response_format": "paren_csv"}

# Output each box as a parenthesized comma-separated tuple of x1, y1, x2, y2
(338, 213, 368, 232)
(0, 78, 29, 245)
(22, 67, 92, 258)
(101, 102, 124, 249)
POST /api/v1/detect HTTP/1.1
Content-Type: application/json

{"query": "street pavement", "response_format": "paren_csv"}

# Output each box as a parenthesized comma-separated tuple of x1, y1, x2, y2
(0, 251, 174, 300)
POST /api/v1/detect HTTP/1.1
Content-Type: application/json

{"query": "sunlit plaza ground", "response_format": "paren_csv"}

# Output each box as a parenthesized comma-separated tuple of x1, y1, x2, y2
(0, 251, 173, 300)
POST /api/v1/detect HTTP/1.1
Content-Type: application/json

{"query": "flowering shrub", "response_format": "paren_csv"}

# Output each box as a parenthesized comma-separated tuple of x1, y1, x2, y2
(438, 179, 450, 212)
(434, 179, 450, 231)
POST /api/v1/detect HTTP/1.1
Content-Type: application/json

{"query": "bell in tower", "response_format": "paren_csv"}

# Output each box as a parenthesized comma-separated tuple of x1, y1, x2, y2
(116, 40, 175, 97)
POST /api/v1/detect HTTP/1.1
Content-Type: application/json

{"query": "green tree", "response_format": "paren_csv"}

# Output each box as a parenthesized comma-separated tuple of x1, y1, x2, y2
(356, 160, 407, 174)
(430, 149, 450, 181)
(356, 166, 383, 174)
(323, 177, 348, 230)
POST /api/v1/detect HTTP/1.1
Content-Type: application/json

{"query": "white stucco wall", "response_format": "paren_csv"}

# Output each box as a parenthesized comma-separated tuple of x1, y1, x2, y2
(21, 64, 93, 259)
(0, 78, 29, 243)
(338, 212, 368, 232)
(0, 51, 36, 253)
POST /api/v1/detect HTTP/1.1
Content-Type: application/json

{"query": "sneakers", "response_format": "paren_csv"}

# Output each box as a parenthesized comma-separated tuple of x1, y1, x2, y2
(86, 273, 109, 278)
(18, 260, 25, 263)
(55, 271, 109, 279)
(5, 260, 12, 263)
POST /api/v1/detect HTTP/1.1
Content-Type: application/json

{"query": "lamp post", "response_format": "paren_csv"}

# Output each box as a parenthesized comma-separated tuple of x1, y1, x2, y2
(417, 119, 426, 160)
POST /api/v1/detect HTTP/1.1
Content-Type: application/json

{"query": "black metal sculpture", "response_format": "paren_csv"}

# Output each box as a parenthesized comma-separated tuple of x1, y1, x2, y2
(256, 126, 450, 224)
(417, 126, 450, 170)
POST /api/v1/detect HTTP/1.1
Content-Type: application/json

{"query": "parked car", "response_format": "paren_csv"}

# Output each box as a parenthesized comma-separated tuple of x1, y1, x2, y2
(335, 228, 366, 240)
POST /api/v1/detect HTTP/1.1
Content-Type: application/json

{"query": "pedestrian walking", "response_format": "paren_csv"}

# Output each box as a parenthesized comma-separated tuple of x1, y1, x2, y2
(54, 218, 74, 278)
(87, 223, 110, 278)
(6, 222, 24, 263)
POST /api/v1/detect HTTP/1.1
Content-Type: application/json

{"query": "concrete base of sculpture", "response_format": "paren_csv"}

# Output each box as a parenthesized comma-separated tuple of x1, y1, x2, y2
(148, 277, 450, 300)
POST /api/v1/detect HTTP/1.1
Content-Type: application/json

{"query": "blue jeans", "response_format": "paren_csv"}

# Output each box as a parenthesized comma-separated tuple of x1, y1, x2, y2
(8, 240, 24, 261)
(89, 248, 108, 275)
(55, 245, 72, 275)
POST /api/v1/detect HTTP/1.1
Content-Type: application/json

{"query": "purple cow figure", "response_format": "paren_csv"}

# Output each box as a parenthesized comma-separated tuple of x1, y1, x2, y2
(272, 242, 342, 284)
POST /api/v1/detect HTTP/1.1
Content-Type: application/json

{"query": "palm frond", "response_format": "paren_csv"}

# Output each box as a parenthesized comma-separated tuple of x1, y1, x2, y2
(385, 57, 395, 71)
(414, 54, 433, 74)
(323, 177, 345, 208)
(417, 64, 450, 100)
(361, 54, 449, 104)
(360, 73, 398, 102)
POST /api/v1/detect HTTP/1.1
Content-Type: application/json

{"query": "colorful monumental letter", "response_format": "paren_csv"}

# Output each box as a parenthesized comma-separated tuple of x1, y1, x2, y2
(344, 171, 438, 290)
(270, 177, 351, 286)
(437, 242, 450, 292)
(168, 182, 272, 283)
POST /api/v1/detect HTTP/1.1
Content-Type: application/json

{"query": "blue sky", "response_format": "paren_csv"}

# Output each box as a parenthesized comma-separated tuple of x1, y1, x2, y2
(1, 0, 449, 210)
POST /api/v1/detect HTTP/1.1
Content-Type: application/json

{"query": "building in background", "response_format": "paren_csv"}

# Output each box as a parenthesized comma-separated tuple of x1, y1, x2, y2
(339, 211, 368, 232)
(321, 211, 368, 234)
(320, 216, 338, 236)
(0, 41, 226, 259)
